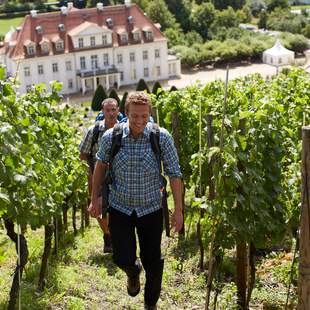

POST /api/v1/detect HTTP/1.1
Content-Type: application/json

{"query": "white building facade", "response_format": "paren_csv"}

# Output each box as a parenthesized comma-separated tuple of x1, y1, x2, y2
(0, 1, 181, 95)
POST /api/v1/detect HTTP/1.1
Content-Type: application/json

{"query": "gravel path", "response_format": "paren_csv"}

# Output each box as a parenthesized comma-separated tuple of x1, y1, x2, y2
(65, 61, 284, 106)
(167, 62, 278, 89)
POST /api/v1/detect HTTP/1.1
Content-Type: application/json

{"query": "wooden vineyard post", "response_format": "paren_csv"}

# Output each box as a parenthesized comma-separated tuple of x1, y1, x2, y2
(236, 118, 248, 310)
(298, 126, 310, 309)
(204, 114, 217, 309)
(171, 111, 185, 235)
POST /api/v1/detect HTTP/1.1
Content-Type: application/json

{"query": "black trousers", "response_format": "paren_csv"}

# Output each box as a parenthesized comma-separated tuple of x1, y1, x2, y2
(109, 208, 164, 306)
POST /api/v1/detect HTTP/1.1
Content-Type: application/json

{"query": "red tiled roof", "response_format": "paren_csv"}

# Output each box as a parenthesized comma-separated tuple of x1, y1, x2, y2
(39, 37, 50, 44)
(23, 39, 34, 46)
(67, 21, 103, 36)
(132, 26, 141, 33)
(115, 27, 127, 35)
(6, 4, 166, 60)
(51, 35, 61, 43)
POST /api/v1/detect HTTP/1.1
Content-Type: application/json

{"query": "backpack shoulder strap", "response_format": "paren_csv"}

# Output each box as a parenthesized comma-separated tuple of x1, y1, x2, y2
(150, 123, 167, 187)
(91, 122, 100, 150)
(149, 123, 160, 157)
(110, 123, 123, 163)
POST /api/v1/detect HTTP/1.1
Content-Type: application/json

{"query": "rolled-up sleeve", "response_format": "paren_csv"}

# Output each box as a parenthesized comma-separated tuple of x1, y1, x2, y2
(160, 128, 182, 178)
(96, 129, 112, 163)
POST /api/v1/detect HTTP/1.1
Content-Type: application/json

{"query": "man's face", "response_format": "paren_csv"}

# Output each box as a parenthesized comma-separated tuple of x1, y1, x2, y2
(103, 101, 118, 125)
(126, 104, 150, 138)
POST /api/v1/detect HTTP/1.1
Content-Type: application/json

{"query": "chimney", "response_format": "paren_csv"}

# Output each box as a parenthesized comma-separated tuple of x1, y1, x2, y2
(61, 6, 68, 15)
(97, 2, 103, 10)
(67, 2, 73, 10)
(125, 0, 131, 7)
(30, 10, 37, 18)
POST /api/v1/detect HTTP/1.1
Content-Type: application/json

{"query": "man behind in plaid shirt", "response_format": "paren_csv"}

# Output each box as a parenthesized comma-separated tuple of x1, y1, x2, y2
(88, 92, 183, 310)
(79, 98, 119, 253)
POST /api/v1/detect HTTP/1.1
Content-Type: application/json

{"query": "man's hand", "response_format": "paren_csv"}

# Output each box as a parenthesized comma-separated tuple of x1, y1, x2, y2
(171, 209, 183, 233)
(88, 197, 102, 218)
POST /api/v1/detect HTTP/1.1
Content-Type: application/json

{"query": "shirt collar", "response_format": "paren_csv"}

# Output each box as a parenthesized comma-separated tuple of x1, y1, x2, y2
(122, 122, 152, 139)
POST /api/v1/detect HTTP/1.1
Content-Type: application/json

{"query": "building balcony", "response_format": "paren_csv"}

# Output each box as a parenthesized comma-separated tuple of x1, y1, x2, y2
(77, 66, 118, 78)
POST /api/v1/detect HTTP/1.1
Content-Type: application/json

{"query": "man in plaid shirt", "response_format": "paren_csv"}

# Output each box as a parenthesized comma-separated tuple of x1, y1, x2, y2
(89, 92, 183, 310)
(79, 98, 119, 253)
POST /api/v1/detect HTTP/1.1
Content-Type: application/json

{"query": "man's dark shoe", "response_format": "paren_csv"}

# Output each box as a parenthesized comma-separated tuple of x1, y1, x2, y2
(127, 262, 142, 297)
(103, 234, 113, 253)
(144, 305, 157, 310)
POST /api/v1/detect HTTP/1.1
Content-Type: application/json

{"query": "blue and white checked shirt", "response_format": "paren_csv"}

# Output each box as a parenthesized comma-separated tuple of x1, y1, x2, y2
(78, 120, 107, 163)
(96, 122, 182, 217)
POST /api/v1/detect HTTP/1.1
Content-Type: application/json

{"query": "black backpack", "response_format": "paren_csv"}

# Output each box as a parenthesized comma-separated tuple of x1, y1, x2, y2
(88, 122, 104, 173)
(102, 122, 170, 236)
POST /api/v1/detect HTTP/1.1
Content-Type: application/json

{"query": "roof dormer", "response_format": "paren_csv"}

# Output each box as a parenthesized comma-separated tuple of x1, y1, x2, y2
(24, 40, 36, 56)
(52, 36, 64, 52)
(132, 27, 141, 42)
(117, 28, 128, 44)
(143, 27, 153, 41)
(39, 37, 50, 54)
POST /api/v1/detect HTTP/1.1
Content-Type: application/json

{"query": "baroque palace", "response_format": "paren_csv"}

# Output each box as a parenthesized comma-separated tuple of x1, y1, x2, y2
(0, 0, 181, 95)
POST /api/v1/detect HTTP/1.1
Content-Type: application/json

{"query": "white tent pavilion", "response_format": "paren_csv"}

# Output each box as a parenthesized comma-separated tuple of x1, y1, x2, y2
(262, 39, 295, 67)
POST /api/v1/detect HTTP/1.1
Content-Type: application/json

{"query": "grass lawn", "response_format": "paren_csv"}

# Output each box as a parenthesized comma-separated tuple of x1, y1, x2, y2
(291, 5, 310, 10)
(0, 212, 298, 309)
(0, 16, 24, 37)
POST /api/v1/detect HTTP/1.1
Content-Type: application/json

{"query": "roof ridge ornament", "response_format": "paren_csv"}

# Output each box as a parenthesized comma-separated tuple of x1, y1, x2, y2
(30, 10, 37, 18)
(125, 0, 131, 7)
(97, 2, 104, 10)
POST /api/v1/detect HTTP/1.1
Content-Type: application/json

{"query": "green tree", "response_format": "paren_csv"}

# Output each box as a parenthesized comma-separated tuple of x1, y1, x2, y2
(212, 0, 246, 10)
(236, 6, 252, 23)
(190, 2, 216, 39)
(120, 92, 128, 114)
(266, 9, 308, 34)
(249, 0, 267, 17)
(164, 28, 186, 48)
(73, 0, 87, 9)
(164, 0, 191, 32)
(146, 0, 178, 31)
(211, 6, 240, 29)
(109, 89, 121, 105)
(152, 81, 164, 98)
(184, 31, 203, 46)
(266, 0, 288, 12)
(280, 32, 309, 53)
(136, 78, 150, 93)
(302, 24, 310, 39)
(171, 45, 201, 67)
(258, 9, 268, 29)
(91, 85, 107, 111)
(132, 0, 149, 10)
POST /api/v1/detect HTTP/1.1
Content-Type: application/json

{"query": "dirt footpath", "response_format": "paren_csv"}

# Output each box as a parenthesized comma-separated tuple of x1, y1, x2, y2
(167, 62, 278, 89)
(66, 62, 282, 106)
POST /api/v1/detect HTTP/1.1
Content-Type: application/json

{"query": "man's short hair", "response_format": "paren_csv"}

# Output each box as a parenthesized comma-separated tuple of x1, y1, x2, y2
(125, 92, 152, 113)
(101, 98, 118, 109)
